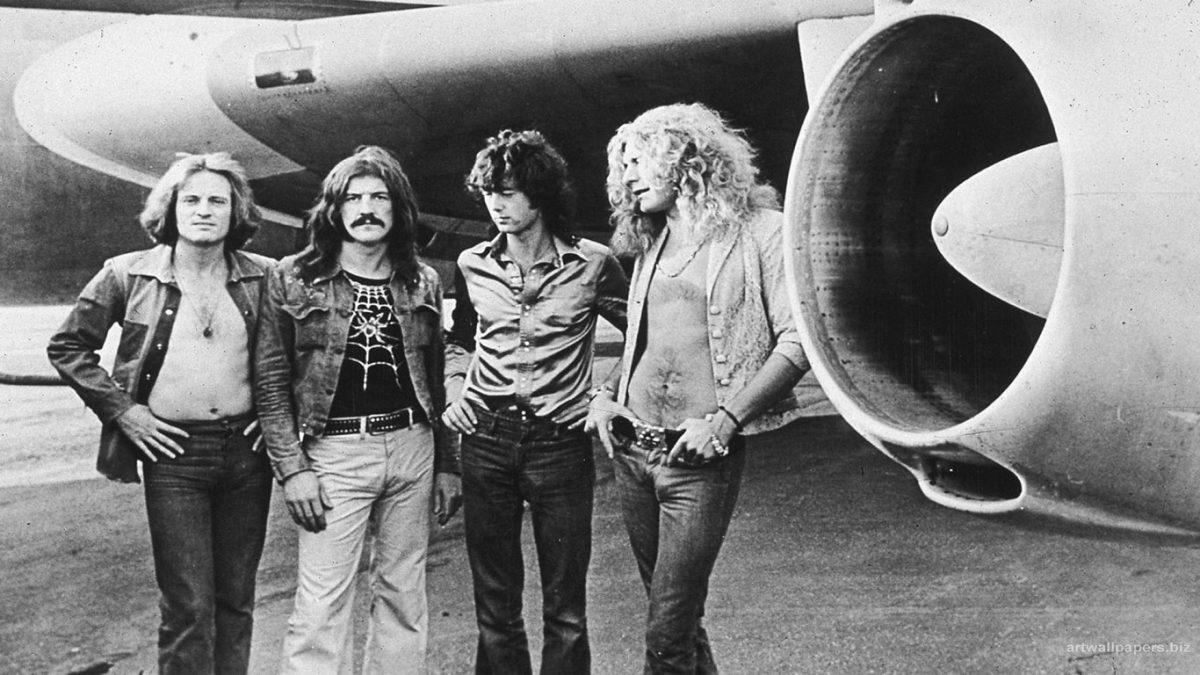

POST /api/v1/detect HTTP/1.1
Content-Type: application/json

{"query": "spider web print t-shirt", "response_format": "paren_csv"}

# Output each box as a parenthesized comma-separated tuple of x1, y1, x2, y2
(327, 271, 420, 417)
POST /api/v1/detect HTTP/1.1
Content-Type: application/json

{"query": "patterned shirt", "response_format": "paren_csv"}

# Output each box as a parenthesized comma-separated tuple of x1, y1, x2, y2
(328, 272, 419, 417)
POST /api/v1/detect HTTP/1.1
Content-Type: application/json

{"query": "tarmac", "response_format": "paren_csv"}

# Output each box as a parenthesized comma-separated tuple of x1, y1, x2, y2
(4, 307, 1200, 673)
(3, 416, 1200, 674)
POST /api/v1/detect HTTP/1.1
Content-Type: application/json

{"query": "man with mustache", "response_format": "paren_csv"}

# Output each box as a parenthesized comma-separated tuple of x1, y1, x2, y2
(255, 146, 462, 673)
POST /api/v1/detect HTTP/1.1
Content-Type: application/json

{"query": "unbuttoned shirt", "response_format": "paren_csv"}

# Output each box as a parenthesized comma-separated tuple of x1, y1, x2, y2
(617, 210, 811, 435)
(47, 244, 271, 483)
(457, 234, 628, 420)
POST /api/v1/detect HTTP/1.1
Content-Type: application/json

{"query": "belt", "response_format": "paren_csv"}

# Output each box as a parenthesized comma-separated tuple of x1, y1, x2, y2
(611, 416, 683, 454)
(470, 402, 573, 433)
(324, 407, 428, 436)
(162, 412, 255, 436)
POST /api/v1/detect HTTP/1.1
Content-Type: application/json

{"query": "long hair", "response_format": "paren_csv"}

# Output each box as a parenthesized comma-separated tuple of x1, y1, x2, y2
(139, 152, 261, 251)
(465, 129, 577, 242)
(298, 145, 421, 287)
(605, 103, 779, 258)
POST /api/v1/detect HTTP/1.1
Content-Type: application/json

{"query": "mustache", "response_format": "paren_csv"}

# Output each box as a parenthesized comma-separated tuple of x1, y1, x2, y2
(349, 214, 385, 227)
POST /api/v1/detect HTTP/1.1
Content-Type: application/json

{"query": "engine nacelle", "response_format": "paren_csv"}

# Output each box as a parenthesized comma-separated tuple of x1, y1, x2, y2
(786, 0, 1200, 533)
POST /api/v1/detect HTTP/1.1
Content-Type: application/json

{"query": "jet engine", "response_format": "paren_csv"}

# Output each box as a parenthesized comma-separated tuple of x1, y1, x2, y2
(785, 0, 1200, 533)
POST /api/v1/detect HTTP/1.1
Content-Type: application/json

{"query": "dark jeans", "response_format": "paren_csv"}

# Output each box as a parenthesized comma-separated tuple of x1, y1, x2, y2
(142, 416, 272, 675)
(461, 406, 595, 675)
(612, 437, 745, 674)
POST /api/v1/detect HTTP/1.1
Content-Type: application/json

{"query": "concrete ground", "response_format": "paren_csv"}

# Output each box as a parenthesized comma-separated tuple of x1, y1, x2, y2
(4, 416, 1200, 674)
(4, 306, 1200, 673)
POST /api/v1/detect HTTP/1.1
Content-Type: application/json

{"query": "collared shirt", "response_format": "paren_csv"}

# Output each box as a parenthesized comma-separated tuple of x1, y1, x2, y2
(457, 234, 628, 420)
(254, 250, 455, 482)
(618, 209, 823, 435)
(47, 244, 271, 483)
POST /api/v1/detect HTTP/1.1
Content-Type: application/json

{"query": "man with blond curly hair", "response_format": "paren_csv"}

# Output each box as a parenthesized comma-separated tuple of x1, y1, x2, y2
(586, 103, 811, 673)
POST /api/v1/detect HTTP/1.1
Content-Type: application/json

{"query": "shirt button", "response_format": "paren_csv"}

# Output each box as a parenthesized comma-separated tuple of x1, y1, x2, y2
(715, 354, 727, 363)
(156, 343, 164, 350)
(712, 329, 724, 339)
(165, 308, 174, 315)
(145, 373, 153, 380)
(709, 305, 721, 315)
(719, 378, 731, 386)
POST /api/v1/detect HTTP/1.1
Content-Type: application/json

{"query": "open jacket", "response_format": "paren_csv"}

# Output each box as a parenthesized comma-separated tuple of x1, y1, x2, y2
(254, 251, 457, 483)
(617, 210, 815, 435)
(46, 244, 272, 483)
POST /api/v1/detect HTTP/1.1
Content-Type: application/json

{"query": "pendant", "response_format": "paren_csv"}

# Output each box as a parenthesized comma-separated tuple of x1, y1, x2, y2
(203, 326, 213, 338)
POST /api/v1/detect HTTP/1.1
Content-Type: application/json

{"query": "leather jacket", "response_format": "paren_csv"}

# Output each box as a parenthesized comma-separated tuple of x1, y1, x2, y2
(47, 244, 271, 483)
(254, 250, 456, 482)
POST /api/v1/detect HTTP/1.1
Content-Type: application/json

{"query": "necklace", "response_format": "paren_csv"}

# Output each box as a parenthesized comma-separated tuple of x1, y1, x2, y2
(655, 241, 704, 278)
(174, 265, 224, 339)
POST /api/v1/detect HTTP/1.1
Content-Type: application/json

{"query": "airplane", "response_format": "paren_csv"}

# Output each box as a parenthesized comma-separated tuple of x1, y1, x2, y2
(783, 0, 1200, 534)
(1, 0, 869, 406)
(5, 0, 872, 280)
(13, 0, 1200, 537)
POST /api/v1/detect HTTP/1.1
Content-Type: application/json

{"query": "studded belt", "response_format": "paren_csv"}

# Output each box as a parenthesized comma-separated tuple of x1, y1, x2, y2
(611, 415, 684, 453)
(324, 407, 428, 436)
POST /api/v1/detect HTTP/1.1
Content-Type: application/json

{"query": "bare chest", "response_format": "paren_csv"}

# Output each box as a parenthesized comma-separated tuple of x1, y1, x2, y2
(627, 266, 718, 425)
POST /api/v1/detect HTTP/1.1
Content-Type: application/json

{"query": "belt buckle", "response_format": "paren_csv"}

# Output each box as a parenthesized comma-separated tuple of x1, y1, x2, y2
(636, 426, 664, 451)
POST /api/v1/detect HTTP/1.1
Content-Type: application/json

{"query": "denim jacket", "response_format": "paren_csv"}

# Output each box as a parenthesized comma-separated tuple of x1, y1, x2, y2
(254, 251, 456, 482)
(46, 244, 272, 483)
(618, 210, 824, 435)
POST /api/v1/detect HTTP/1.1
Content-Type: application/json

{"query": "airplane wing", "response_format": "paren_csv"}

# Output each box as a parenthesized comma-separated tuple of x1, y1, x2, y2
(13, 0, 873, 252)
(6, 0, 870, 410)
(0, 1, 436, 19)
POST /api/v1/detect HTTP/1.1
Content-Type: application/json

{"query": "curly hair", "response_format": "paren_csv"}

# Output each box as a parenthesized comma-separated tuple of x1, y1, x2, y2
(605, 103, 779, 257)
(465, 129, 577, 242)
(297, 145, 421, 288)
(138, 152, 261, 251)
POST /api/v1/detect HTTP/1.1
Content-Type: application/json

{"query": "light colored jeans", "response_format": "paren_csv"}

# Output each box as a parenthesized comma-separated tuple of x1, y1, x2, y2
(280, 423, 435, 675)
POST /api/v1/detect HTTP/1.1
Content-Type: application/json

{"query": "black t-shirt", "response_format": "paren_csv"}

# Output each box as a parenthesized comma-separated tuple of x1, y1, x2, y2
(327, 271, 419, 417)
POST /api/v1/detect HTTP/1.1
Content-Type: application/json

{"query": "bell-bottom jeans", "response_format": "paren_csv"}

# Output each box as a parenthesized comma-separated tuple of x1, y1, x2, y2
(461, 406, 595, 675)
(142, 415, 272, 675)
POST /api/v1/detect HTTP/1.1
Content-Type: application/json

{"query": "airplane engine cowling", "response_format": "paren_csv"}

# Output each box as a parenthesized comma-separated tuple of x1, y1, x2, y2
(786, 1, 1200, 533)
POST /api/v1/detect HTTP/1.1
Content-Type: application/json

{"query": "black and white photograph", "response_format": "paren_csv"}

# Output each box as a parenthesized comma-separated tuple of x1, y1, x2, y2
(3, 1, 1199, 673)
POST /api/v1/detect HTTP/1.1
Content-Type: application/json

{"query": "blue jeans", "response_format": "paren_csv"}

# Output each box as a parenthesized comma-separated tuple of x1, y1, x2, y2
(142, 415, 272, 675)
(461, 406, 594, 675)
(611, 437, 745, 674)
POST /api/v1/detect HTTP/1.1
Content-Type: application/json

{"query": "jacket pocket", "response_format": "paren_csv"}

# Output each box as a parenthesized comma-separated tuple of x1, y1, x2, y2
(282, 302, 331, 350)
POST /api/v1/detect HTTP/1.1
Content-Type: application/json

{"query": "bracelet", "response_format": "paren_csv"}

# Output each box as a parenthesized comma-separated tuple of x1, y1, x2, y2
(717, 405, 743, 431)
(709, 433, 730, 457)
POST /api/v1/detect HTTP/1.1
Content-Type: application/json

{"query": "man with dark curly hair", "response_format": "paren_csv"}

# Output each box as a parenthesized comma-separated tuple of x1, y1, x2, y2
(588, 103, 812, 673)
(48, 152, 273, 674)
(443, 129, 628, 674)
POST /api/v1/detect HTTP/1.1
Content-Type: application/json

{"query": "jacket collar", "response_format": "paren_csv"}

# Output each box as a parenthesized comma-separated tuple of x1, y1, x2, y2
(634, 222, 740, 298)
(128, 244, 267, 284)
(706, 223, 740, 298)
